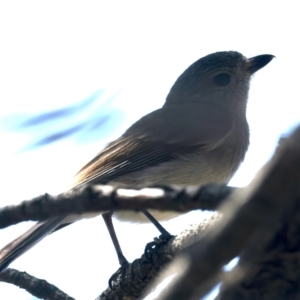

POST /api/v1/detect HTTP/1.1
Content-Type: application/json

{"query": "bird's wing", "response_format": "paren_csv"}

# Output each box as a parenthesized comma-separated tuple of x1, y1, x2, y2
(73, 102, 234, 186)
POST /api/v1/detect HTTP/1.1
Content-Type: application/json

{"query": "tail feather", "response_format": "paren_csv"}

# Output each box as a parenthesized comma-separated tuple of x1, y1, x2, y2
(0, 216, 66, 272)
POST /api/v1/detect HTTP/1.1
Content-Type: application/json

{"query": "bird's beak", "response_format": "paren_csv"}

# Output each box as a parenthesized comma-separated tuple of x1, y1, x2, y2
(247, 54, 275, 74)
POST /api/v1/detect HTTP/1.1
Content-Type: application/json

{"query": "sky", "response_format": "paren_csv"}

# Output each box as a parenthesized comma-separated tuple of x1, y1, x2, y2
(0, 1, 299, 299)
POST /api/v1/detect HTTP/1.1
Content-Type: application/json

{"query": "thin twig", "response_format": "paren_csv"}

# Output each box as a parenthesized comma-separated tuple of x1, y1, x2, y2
(0, 268, 75, 300)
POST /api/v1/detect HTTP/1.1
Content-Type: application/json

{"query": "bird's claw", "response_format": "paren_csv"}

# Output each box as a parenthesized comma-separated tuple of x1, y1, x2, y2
(108, 260, 129, 289)
(144, 233, 175, 261)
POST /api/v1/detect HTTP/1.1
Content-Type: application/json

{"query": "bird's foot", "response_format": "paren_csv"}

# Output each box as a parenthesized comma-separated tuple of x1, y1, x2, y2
(144, 233, 175, 261)
(108, 259, 129, 289)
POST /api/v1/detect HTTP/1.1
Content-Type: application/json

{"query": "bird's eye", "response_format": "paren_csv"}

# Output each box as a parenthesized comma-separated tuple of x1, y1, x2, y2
(213, 73, 231, 87)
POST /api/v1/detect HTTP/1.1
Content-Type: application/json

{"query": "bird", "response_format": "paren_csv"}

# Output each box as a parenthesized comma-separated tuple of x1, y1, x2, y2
(0, 51, 274, 274)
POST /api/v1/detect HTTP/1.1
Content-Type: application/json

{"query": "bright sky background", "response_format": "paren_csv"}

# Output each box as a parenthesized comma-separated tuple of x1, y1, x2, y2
(0, 1, 299, 300)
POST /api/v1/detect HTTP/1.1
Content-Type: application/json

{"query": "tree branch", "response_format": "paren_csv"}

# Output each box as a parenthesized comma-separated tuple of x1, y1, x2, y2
(156, 126, 300, 300)
(0, 268, 75, 300)
(0, 184, 233, 229)
(217, 195, 300, 300)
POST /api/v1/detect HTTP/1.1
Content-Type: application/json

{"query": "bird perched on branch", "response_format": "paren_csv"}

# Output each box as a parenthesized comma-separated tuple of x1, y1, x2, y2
(0, 51, 274, 277)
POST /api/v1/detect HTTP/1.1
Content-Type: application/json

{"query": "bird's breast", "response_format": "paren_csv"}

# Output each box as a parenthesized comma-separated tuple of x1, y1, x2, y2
(112, 144, 246, 223)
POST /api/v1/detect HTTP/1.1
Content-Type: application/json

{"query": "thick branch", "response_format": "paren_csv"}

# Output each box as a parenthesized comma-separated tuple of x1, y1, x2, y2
(217, 194, 300, 300)
(0, 184, 233, 229)
(158, 125, 300, 300)
(0, 268, 75, 300)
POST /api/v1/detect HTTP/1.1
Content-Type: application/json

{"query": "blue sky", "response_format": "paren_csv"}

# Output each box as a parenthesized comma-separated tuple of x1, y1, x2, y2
(0, 1, 299, 299)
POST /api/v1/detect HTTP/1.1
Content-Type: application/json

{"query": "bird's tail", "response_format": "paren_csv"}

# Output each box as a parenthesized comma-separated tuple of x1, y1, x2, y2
(0, 216, 66, 272)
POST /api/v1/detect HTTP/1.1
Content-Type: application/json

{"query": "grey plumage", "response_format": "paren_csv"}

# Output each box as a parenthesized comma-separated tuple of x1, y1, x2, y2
(0, 51, 274, 271)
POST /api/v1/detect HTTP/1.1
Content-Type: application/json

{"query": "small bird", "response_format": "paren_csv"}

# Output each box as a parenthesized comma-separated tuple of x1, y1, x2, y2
(0, 51, 274, 272)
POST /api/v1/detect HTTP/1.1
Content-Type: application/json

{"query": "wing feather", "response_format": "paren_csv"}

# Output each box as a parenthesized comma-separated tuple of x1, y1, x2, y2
(73, 103, 234, 187)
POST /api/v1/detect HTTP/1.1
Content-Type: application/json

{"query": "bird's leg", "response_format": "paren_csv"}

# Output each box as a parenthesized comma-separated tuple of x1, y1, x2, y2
(102, 210, 174, 288)
(102, 211, 129, 288)
(142, 209, 175, 262)
(142, 209, 171, 238)
(102, 211, 128, 266)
